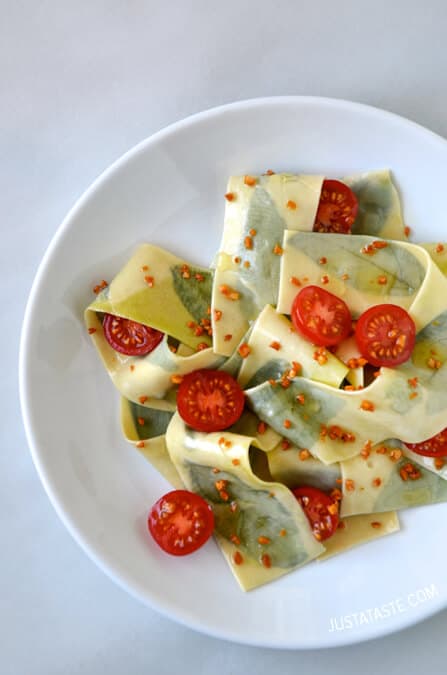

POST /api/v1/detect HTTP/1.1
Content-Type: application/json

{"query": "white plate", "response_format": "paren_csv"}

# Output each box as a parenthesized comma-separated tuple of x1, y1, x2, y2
(20, 97, 447, 649)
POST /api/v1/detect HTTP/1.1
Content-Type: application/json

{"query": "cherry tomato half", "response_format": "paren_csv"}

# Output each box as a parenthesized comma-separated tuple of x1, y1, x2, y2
(103, 313, 164, 356)
(291, 285, 352, 347)
(148, 490, 214, 556)
(292, 485, 339, 541)
(177, 369, 245, 432)
(355, 304, 416, 368)
(313, 179, 359, 234)
(405, 427, 447, 458)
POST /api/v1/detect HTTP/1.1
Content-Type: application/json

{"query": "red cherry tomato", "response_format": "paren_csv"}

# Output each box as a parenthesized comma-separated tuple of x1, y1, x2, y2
(291, 285, 352, 347)
(148, 490, 214, 556)
(177, 369, 245, 432)
(314, 179, 359, 234)
(103, 313, 164, 356)
(405, 428, 447, 458)
(292, 485, 339, 541)
(355, 304, 416, 367)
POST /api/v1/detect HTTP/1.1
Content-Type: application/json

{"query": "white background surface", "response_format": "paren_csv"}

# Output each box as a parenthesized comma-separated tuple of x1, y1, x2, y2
(4, 1, 447, 673)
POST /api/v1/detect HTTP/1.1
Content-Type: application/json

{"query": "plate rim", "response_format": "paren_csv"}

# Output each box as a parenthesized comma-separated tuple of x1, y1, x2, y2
(19, 95, 447, 649)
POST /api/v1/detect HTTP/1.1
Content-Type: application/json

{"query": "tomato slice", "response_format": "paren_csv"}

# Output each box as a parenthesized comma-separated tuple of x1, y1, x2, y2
(148, 490, 214, 556)
(177, 369, 245, 432)
(291, 286, 352, 347)
(313, 179, 358, 234)
(292, 485, 339, 541)
(405, 428, 447, 458)
(103, 313, 164, 356)
(355, 304, 416, 367)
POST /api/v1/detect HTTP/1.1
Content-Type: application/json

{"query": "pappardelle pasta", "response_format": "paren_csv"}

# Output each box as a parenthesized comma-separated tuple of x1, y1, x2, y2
(86, 170, 447, 591)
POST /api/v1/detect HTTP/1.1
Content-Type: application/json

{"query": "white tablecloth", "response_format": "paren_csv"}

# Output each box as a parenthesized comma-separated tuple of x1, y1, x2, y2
(4, 1, 447, 672)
